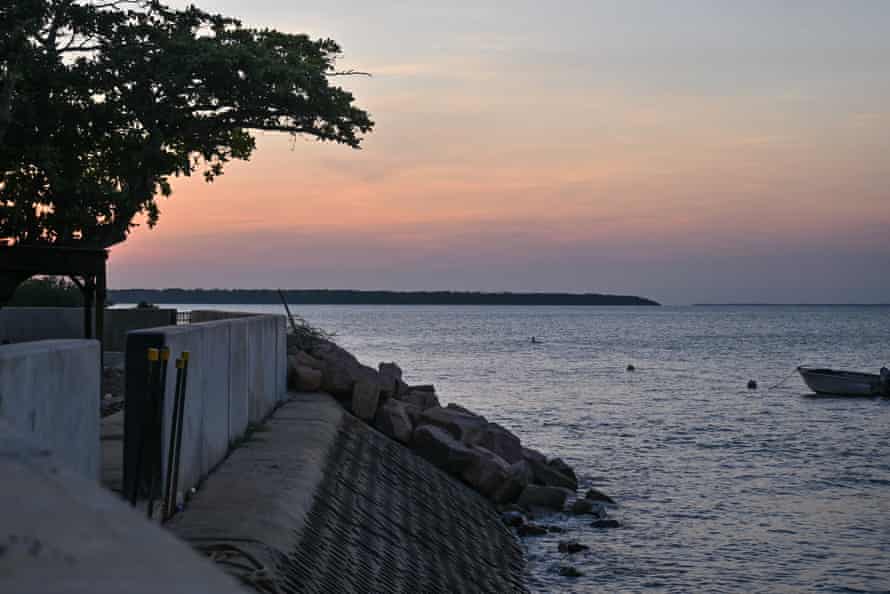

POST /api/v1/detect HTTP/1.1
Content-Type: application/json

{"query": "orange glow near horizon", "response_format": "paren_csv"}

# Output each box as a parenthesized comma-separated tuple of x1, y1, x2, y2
(110, 1, 890, 304)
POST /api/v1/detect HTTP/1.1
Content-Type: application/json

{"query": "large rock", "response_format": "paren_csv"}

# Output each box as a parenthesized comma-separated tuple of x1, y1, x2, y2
(418, 406, 487, 443)
(352, 377, 381, 421)
(569, 499, 606, 517)
(548, 458, 578, 485)
(378, 362, 403, 397)
(410, 384, 436, 393)
(461, 447, 510, 499)
(295, 350, 324, 370)
(517, 485, 568, 511)
(294, 365, 323, 392)
(374, 399, 413, 443)
(411, 425, 477, 474)
(522, 447, 547, 465)
(584, 487, 616, 505)
(528, 457, 578, 490)
(490, 461, 531, 504)
(400, 389, 440, 411)
(476, 422, 523, 464)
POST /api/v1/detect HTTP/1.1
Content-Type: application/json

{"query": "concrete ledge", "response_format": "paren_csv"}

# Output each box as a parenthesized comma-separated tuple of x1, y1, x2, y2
(0, 339, 100, 479)
(0, 420, 249, 594)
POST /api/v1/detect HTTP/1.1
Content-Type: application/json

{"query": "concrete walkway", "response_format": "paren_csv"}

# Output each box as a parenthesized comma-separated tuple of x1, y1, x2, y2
(168, 392, 527, 593)
(0, 419, 249, 594)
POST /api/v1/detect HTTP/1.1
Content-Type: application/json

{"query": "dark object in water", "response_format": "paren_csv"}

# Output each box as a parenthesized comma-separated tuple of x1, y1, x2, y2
(747, 380, 758, 390)
(626, 364, 636, 372)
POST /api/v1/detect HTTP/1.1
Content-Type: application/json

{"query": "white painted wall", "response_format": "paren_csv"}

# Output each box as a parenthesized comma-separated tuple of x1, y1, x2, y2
(125, 314, 286, 498)
(0, 339, 100, 479)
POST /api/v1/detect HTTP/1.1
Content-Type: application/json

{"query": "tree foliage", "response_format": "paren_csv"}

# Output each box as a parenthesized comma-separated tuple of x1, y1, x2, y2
(0, 0, 373, 247)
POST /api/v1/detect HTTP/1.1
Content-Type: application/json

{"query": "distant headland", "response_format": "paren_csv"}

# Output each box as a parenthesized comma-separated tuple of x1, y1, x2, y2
(110, 289, 660, 306)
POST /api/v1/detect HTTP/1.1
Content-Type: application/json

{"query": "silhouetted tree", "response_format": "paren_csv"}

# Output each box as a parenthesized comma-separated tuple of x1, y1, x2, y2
(0, 0, 373, 247)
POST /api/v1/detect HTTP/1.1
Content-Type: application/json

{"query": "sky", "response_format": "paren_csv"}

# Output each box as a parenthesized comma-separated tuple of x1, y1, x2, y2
(109, 1, 890, 304)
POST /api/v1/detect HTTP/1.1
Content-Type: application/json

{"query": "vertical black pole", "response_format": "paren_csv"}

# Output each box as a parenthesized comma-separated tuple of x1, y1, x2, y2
(169, 351, 190, 516)
(164, 353, 184, 520)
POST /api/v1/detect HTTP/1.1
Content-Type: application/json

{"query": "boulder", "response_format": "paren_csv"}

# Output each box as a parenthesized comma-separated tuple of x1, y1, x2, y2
(490, 461, 530, 504)
(417, 406, 487, 443)
(401, 402, 425, 425)
(548, 458, 578, 485)
(501, 511, 526, 527)
(522, 447, 547, 465)
(584, 487, 616, 505)
(516, 523, 548, 537)
(294, 350, 324, 370)
(590, 519, 621, 529)
(378, 362, 403, 397)
(395, 378, 411, 397)
(461, 447, 516, 500)
(373, 399, 413, 443)
(528, 457, 578, 490)
(445, 403, 479, 416)
(294, 365, 323, 392)
(400, 389, 441, 411)
(352, 378, 381, 421)
(410, 384, 436, 393)
(569, 499, 606, 517)
(517, 485, 568, 511)
(411, 425, 477, 475)
(476, 422, 523, 463)
(558, 540, 589, 554)
(558, 565, 584, 578)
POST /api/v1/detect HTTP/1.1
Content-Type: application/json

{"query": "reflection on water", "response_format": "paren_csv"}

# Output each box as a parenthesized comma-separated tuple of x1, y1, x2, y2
(168, 304, 890, 593)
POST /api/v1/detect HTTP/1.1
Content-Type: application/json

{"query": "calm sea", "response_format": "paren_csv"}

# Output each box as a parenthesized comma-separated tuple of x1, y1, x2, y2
(158, 304, 890, 593)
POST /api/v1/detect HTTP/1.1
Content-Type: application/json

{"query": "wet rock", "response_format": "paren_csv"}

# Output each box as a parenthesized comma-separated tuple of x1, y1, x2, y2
(547, 525, 566, 533)
(558, 565, 584, 578)
(374, 398, 414, 443)
(584, 487, 616, 505)
(497, 503, 525, 514)
(410, 384, 436, 393)
(378, 362, 403, 397)
(400, 389, 441, 411)
(516, 523, 548, 537)
(517, 485, 568, 511)
(501, 511, 526, 527)
(558, 540, 589, 554)
(445, 403, 480, 416)
(352, 377, 381, 421)
(528, 457, 578, 490)
(418, 406, 487, 443)
(411, 425, 477, 474)
(476, 422, 523, 464)
(401, 402, 425, 425)
(569, 499, 606, 517)
(590, 519, 621, 529)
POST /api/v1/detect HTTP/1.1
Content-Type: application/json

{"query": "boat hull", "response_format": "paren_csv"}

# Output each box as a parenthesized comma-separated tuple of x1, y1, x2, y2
(797, 367, 882, 396)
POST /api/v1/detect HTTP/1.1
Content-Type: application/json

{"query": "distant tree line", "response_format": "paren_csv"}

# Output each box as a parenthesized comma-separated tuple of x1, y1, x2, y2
(109, 289, 660, 306)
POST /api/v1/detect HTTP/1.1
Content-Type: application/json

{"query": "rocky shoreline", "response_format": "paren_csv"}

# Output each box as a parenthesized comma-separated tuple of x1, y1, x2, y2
(287, 333, 619, 577)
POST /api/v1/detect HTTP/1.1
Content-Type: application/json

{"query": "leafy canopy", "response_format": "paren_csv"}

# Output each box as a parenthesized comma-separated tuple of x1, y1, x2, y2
(0, 0, 373, 247)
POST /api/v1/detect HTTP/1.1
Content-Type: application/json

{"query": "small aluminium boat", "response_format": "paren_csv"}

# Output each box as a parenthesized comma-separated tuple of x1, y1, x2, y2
(797, 366, 889, 396)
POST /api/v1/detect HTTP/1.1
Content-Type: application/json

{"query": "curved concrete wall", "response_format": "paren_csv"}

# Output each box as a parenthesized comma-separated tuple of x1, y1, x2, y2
(123, 314, 286, 502)
(0, 339, 100, 479)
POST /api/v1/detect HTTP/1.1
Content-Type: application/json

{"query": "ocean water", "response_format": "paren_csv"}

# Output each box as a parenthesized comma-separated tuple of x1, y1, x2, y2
(165, 304, 890, 593)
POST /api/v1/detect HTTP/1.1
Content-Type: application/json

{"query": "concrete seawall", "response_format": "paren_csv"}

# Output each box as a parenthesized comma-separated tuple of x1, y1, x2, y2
(169, 392, 528, 593)
(0, 339, 100, 479)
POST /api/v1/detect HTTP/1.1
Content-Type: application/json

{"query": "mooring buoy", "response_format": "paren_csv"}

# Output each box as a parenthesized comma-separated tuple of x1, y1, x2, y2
(626, 364, 636, 372)
(747, 380, 758, 390)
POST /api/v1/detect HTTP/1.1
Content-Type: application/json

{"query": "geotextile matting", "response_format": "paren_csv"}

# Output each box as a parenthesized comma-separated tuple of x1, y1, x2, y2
(280, 415, 528, 594)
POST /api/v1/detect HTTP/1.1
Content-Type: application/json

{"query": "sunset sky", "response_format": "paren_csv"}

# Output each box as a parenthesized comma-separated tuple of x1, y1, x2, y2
(110, 1, 890, 304)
